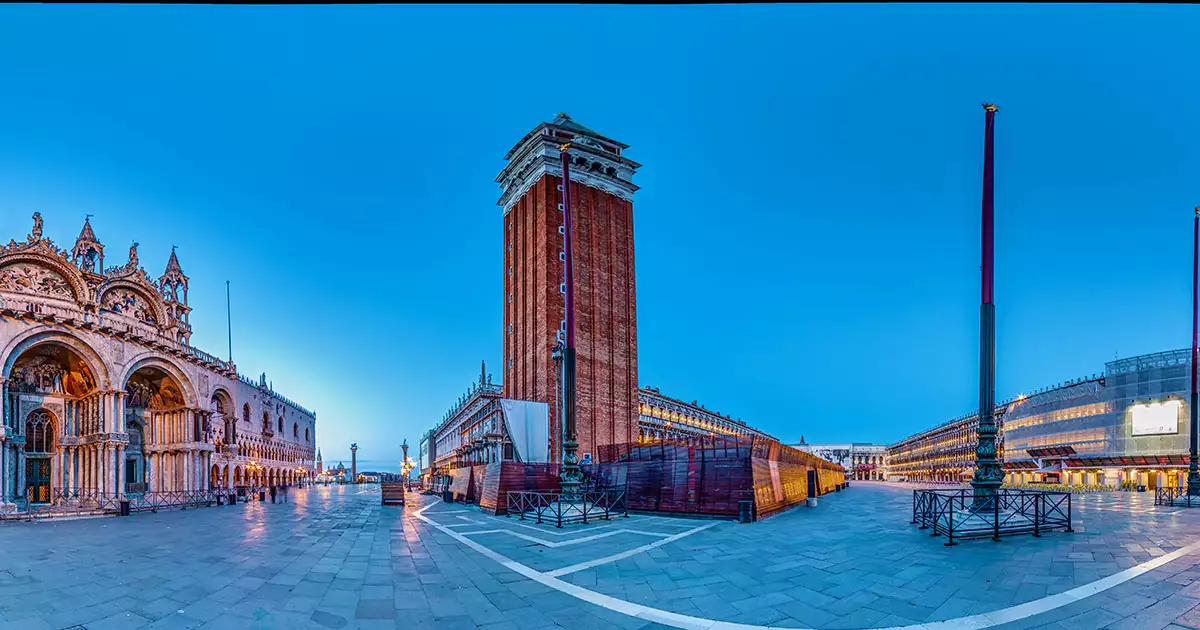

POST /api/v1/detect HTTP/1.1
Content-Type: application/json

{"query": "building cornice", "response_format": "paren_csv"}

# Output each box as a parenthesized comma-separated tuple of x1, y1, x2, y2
(497, 130, 640, 216)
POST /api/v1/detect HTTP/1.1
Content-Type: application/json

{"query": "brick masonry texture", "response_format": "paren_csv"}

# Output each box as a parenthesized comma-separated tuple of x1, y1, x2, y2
(503, 173, 638, 463)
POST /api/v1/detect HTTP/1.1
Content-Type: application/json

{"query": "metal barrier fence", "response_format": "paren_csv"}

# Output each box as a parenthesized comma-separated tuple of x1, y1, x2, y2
(505, 489, 628, 528)
(128, 489, 218, 512)
(1154, 486, 1200, 507)
(911, 488, 1073, 546)
(9, 488, 221, 518)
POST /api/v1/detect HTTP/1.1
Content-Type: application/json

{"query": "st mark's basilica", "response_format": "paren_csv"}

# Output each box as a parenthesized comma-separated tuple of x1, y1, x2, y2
(0, 213, 316, 511)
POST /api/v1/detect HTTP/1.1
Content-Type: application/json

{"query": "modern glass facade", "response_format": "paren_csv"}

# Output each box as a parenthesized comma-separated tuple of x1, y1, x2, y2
(889, 348, 1195, 489)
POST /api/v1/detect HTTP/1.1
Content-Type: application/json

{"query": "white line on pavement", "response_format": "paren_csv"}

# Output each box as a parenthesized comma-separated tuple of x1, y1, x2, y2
(458, 526, 667, 548)
(544, 522, 719, 577)
(411, 499, 1200, 630)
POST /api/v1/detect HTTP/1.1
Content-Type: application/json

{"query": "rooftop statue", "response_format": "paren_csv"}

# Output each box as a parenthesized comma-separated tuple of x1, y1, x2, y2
(31, 212, 43, 241)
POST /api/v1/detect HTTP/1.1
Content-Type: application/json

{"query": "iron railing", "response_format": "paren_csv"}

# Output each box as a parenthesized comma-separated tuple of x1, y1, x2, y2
(1154, 486, 1200, 507)
(6, 488, 220, 518)
(128, 489, 218, 512)
(911, 488, 1073, 546)
(505, 489, 628, 527)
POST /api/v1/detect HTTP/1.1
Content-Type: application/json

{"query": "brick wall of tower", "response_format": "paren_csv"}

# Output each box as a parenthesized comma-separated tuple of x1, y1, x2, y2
(502, 173, 638, 463)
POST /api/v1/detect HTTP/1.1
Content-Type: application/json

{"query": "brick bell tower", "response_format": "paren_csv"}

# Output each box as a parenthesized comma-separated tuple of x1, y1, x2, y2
(498, 114, 641, 464)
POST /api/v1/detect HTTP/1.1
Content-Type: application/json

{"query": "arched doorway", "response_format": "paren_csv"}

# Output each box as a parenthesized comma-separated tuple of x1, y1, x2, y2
(124, 364, 189, 492)
(24, 409, 55, 503)
(6, 341, 101, 503)
(210, 464, 219, 489)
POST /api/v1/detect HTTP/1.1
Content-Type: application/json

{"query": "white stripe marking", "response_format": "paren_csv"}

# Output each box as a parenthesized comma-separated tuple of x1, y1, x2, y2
(412, 500, 1200, 630)
(545, 522, 719, 577)
(459, 527, 667, 548)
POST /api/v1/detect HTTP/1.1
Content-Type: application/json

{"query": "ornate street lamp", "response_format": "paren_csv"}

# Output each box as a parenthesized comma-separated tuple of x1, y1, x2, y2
(971, 104, 1005, 509)
(1189, 207, 1200, 497)
(557, 142, 583, 502)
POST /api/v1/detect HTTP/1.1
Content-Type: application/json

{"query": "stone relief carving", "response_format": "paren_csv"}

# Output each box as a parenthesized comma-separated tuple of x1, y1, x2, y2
(101, 288, 156, 324)
(0, 263, 73, 299)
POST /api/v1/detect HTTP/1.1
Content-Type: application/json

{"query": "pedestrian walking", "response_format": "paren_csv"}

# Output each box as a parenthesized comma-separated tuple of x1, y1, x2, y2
(269, 485, 277, 503)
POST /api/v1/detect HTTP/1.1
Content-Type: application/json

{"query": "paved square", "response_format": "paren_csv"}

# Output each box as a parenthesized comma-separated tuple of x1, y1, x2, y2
(5, 483, 1200, 629)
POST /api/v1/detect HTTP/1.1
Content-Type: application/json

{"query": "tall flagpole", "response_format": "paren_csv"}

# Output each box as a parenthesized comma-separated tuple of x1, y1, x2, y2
(226, 280, 233, 364)
(558, 142, 582, 501)
(972, 104, 1004, 509)
(1189, 207, 1200, 497)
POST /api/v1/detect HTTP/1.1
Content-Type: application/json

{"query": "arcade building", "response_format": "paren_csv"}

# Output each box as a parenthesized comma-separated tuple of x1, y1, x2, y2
(888, 348, 1200, 491)
(0, 214, 317, 509)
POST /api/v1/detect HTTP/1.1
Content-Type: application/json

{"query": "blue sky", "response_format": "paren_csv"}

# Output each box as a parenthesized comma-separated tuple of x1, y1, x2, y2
(1, 5, 1198, 468)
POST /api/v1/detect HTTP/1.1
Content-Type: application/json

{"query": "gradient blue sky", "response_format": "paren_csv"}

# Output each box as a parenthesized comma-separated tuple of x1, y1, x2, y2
(2, 5, 1197, 469)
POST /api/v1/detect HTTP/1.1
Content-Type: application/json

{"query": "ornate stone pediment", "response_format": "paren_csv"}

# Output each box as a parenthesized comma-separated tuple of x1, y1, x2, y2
(0, 262, 74, 300)
(97, 279, 165, 326)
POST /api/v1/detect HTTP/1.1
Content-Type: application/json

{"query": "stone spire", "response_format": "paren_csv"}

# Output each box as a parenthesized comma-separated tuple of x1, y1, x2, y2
(71, 215, 105, 273)
(159, 246, 192, 343)
(480, 360, 487, 387)
(164, 246, 185, 278)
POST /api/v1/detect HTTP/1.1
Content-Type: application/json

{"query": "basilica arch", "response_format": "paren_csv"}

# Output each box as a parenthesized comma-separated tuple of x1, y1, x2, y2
(122, 356, 213, 494)
(2, 335, 108, 503)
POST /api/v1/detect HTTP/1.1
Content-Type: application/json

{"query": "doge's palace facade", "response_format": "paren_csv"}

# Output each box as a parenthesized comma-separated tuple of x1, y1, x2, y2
(0, 213, 316, 509)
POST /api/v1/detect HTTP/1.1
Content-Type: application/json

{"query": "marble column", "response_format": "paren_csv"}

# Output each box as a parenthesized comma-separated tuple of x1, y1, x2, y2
(102, 392, 112, 434)
(108, 444, 117, 496)
(0, 441, 7, 502)
(115, 392, 126, 434)
(116, 445, 125, 498)
(17, 448, 26, 502)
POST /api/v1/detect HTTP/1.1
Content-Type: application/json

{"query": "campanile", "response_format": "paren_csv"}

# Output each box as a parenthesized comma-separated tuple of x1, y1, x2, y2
(497, 114, 641, 463)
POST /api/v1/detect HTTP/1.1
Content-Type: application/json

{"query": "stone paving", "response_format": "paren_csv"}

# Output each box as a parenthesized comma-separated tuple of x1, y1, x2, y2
(4, 483, 1200, 629)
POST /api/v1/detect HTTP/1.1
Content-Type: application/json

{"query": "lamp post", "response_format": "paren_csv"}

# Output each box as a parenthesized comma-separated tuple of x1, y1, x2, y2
(971, 104, 1005, 509)
(557, 142, 583, 502)
(1189, 207, 1200, 497)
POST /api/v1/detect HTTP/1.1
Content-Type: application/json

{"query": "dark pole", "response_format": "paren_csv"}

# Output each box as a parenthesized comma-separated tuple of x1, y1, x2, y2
(972, 104, 1005, 509)
(1189, 207, 1200, 497)
(558, 143, 582, 500)
(226, 280, 233, 364)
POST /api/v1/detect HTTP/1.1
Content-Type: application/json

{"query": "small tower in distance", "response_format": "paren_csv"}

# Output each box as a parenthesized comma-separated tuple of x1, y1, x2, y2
(160, 247, 192, 344)
(316, 448, 323, 474)
(72, 216, 105, 274)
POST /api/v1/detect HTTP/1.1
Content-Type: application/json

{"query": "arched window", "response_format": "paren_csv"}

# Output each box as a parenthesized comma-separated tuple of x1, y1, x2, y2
(278, 417, 283, 433)
(293, 423, 298, 438)
(25, 410, 54, 453)
(305, 427, 310, 442)
(243, 404, 251, 424)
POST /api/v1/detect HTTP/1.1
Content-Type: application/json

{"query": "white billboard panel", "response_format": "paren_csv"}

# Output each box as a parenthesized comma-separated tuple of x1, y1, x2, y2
(1130, 400, 1181, 437)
